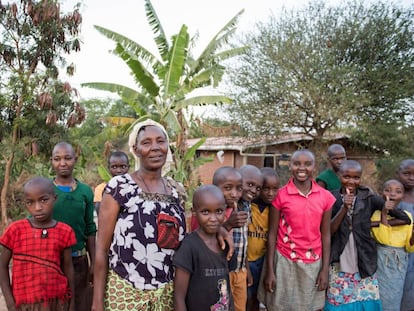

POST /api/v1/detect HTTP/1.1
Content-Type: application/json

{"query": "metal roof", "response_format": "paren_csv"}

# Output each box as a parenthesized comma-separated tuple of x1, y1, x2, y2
(187, 133, 349, 152)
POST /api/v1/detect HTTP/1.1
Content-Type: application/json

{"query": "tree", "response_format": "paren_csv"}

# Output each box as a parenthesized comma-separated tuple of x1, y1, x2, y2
(82, 0, 246, 189)
(0, 0, 84, 227)
(226, 0, 414, 155)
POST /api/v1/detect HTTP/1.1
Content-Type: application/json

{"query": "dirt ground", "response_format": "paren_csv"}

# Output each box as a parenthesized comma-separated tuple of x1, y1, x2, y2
(0, 289, 6, 311)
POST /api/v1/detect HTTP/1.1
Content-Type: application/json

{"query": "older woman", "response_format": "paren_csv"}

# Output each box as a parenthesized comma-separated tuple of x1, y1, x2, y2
(92, 119, 187, 311)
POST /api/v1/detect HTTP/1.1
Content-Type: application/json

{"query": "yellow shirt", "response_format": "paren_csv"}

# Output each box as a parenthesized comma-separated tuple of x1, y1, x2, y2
(371, 210, 414, 252)
(247, 202, 269, 261)
(93, 182, 106, 203)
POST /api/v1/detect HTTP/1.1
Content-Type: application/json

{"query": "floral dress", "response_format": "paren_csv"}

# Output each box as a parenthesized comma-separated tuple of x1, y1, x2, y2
(105, 174, 186, 290)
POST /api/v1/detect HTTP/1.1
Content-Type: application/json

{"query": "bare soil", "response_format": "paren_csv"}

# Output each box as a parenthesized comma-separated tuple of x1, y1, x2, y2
(0, 289, 6, 311)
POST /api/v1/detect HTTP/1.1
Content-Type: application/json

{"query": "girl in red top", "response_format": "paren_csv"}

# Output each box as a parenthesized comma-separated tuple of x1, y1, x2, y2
(0, 177, 76, 311)
(260, 149, 335, 311)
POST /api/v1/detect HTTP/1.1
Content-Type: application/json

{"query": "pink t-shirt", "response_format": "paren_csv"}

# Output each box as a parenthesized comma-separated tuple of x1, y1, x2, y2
(273, 178, 335, 263)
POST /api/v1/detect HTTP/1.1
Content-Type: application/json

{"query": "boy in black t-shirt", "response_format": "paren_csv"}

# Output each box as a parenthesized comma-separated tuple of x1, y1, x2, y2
(173, 185, 235, 311)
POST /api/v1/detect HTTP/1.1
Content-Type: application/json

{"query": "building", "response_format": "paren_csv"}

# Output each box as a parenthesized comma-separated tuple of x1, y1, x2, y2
(188, 133, 381, 190)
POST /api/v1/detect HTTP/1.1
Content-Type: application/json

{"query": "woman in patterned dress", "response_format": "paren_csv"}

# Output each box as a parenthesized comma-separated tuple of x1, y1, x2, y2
(92, 119, 187, 311)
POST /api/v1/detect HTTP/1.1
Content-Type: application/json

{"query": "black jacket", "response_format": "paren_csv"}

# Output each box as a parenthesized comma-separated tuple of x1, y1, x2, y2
(330, 186, 411, 278)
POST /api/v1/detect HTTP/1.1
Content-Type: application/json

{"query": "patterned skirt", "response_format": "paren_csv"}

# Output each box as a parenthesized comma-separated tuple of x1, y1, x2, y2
(325, 263, 382, 310)
(104, 269, 174, 311)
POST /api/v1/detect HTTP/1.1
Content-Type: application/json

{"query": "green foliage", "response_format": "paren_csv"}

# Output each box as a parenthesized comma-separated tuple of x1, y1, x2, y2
(0, 0, 83, 225)
(97, 165, 112, 182)
(81, 0, 246, 188)
(168, 137, 214, 208)
(226, 0, 414, 157)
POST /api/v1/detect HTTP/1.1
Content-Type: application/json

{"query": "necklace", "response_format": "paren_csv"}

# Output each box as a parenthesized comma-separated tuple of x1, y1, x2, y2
(28, 218, 55, 239)
(136, 173, 168, 194)
(53, 178, 77, 191)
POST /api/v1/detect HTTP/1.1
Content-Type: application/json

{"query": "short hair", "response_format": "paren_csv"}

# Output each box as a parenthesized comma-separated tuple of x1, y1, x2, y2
(212, 166, 241, 185)
(239, 164, 262, 178)
(327, 144, 346, 157)
(260, 167, 279, 179)
(290, 149, 315, 163)
(192, 184, 225, 210)
(24, 176, 55, 195)
(339, 160, 362, 174)
(108, 151, 129, 165)
(383, 179, 404, 190)
(398, 159, 414, 171)
(52, 141, 75, 156)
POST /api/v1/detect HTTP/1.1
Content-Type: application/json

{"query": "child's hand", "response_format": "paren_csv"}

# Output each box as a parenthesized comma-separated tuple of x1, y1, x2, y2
(343, 188, 355, 209)
(264, 273, 276, 293)
(247, 268, 253, 287)
(316, 268, 329, 291)
(225, 202, 248, 228)
(384, 196, 396, 211)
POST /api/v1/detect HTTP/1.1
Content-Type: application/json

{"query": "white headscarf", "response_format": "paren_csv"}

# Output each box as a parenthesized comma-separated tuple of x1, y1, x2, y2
(128, 119, 174, 176)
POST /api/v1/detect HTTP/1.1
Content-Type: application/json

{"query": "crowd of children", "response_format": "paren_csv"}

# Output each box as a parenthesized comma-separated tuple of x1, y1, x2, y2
(1, 141, 414, 311)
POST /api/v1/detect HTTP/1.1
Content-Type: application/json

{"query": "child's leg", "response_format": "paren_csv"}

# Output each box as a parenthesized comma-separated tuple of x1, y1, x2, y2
(376, 245, 408, 310)
(247, 256, 265, 311)
(229, 270, 248, 311)
(72, 255, 92, 311)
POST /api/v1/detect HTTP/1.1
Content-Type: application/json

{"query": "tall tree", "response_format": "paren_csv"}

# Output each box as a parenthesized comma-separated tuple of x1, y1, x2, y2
(0, 0, 84, 226)
(82, 0, 246, 188)
(226, 0, 414, 155)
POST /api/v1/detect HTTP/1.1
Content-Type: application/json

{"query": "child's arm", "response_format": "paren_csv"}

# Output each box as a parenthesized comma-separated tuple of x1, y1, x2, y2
(174, 267, 190, 311)
(246, 257, 253, 287)
(0, 246, 16, 311)
(264, 206, 280, 293)
(316, 208, 332, 291)
(216, 226, 234, 261)
(85, 189, 97, 285)
(62, 247, 75, 311)
(331, 192, 353, 235)
(86, 235, 96, 284)
(388, 208, 411, 225)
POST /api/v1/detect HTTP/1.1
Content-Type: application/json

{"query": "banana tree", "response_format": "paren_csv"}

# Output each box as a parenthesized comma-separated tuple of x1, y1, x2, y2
(82, 0, 246, 186)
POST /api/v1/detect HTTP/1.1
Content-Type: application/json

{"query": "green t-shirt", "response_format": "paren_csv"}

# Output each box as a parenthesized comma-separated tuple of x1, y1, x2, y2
(316, 169, 341, 191)
(52, 180, 97, 251)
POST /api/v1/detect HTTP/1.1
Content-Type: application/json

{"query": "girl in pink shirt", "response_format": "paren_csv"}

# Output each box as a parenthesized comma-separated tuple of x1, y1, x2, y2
(259, 149, 335, 311)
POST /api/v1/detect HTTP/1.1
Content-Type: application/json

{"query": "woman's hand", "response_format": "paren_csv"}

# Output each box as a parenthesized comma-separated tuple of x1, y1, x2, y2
(217, 226, 234, 260)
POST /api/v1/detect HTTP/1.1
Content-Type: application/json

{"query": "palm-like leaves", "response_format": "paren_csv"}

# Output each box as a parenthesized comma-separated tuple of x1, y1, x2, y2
(81, 0, 246, 184)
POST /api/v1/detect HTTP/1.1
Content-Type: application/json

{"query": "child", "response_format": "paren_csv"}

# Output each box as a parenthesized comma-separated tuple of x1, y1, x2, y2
(260, 149, 335, 311)
(370, 179, 414, 310)
(326, 160, 410, 310)
(191, 166, 245, 232)
(230, 164, 263, 311)
(93, 150, 130, 214)
(0, 177, 76, 311)
(173, 185, 234, 311)
(247, 167, 280, 311)
(397, 159, 414, 311)
(316, 144, 346, 191)
(50, 142, 96, 311)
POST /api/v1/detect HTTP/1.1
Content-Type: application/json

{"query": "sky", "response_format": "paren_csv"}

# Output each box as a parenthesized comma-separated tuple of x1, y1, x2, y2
(62, 0, 413, 100)
(61, 0, 321, 98)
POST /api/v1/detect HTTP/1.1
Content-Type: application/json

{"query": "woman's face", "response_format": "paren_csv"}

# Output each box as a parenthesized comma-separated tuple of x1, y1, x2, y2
(134, 125, 169, 170)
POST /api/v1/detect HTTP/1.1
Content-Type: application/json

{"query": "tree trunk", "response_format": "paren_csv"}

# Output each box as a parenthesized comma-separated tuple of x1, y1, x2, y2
(1, 152, 14, 228)
(1, 95, 23, 228)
